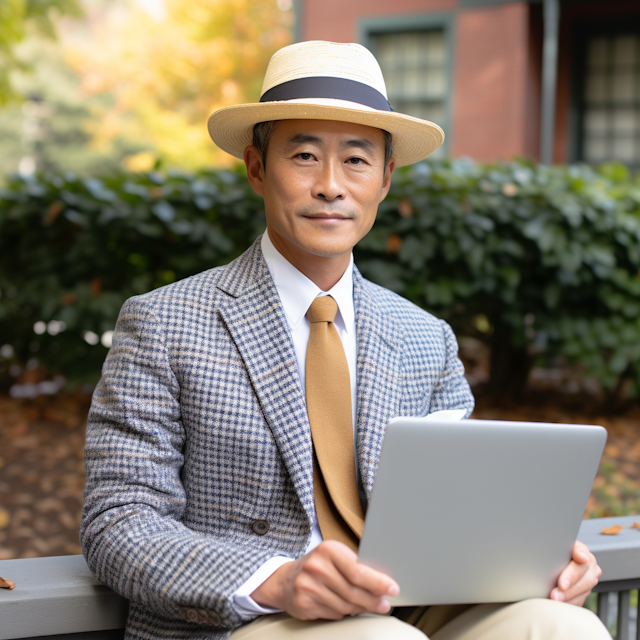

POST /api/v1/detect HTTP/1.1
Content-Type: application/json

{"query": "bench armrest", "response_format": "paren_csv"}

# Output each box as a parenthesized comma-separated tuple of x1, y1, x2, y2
(0, 555, 128, 640)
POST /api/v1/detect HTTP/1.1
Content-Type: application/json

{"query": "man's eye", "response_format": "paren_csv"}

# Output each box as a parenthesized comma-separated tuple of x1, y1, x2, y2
(348, 157, 364, 164)
(299, 153, 313, 160)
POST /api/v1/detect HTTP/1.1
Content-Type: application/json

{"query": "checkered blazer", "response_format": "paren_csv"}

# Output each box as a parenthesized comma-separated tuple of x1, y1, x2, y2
(81, 236, 474, 640)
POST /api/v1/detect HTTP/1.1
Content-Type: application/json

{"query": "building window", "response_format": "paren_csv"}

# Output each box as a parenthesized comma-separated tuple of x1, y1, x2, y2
(580, 33, 640, 165)
(367, 25, 450, 158)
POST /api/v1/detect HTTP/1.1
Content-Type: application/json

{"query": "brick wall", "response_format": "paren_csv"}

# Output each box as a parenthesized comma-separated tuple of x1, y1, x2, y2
(451, 2, 536, 161)
(302, 0, 457, 44)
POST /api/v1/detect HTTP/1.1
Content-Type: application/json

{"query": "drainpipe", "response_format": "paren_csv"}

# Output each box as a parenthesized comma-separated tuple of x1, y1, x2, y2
(540, 0, 560, 164)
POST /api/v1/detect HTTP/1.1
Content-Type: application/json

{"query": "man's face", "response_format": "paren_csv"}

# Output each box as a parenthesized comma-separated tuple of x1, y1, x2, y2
(245, 119, 394, 268)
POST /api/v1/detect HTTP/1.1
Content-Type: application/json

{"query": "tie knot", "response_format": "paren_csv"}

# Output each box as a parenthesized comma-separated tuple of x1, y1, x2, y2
(306, 296, 338, 324)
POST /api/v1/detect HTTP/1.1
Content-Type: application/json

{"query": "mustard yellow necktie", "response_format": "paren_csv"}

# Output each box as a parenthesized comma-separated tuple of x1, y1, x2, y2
(306, 295, 364, 552)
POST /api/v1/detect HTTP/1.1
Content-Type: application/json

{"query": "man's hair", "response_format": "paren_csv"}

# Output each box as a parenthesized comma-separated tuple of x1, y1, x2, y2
(252, 120, 394, 171)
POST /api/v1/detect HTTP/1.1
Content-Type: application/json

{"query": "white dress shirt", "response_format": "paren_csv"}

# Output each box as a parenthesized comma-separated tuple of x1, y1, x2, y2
(232, 229, 358, 615)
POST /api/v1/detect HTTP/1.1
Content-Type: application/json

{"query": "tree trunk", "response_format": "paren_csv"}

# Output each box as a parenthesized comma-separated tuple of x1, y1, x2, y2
(487, 323, 533, 398)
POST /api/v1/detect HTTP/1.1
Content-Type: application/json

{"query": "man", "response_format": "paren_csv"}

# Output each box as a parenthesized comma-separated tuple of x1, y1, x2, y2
(82, 41, 608, 640)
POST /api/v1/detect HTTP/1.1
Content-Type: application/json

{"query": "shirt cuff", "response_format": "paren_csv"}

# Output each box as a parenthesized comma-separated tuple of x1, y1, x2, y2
(425, 409, 466, 421)
(233, 556, 294, 616)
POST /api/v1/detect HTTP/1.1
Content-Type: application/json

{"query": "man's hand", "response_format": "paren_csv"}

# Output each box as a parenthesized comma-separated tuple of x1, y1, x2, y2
(251, 540, 400, 620)
(550, 540, 602, 606)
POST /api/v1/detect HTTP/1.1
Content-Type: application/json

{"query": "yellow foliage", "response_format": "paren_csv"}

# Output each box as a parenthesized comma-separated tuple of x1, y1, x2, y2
(123, 151, 156, 172)
(65, 0, 292, 169)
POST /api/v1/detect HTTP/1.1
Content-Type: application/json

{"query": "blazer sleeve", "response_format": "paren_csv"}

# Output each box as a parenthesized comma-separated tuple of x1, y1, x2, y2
(81, 296, 275, 631)
(427, 319, 475, 417)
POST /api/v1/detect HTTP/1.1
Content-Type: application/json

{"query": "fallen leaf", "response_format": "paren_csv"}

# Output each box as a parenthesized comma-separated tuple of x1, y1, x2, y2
(631, 522, 640, 530)
(0, 576, 15, 590)
(600, 524, 623, 535)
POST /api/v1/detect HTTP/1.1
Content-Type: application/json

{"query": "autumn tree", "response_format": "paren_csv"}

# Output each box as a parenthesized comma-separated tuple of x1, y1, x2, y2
(65, 0, 293, 169)
(0, 0, 81, 105)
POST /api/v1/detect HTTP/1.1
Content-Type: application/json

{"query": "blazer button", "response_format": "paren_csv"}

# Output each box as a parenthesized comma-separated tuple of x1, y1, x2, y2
(179, 606, 221, 626)
(252, 519, 270, 535)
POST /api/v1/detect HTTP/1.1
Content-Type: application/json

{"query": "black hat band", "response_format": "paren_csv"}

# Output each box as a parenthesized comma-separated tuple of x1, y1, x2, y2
(260, 76, 393, 112)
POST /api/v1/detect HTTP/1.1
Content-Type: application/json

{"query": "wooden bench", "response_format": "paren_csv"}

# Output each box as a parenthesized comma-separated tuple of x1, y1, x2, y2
(1, 516, 639, 640)
(0, 555, 126, 640)
(578, 515, 640, 640)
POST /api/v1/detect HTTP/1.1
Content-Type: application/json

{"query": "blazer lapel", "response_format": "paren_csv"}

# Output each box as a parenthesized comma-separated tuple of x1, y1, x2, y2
(216, 239, 315, 523)
(353, 269, 405, 499)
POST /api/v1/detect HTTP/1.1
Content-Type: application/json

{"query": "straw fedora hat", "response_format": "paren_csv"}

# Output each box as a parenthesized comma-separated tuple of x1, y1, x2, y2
(207, 40, 444, 167)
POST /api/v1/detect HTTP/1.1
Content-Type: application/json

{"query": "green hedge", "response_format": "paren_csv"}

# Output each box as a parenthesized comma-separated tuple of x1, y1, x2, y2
(1, 160, 639, 404)
(368, 160, 640, 405)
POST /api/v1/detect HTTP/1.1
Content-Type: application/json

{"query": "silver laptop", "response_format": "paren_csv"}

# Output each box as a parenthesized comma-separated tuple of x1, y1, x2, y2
(358, 418, 606, 606)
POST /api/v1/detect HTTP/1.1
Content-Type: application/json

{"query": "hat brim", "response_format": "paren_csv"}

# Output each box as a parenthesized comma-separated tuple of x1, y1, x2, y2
(207, 98, 444, 167)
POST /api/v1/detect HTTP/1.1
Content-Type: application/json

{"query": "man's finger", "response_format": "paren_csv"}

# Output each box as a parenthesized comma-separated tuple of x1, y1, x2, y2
(315, 548, 395, 612)
(301, 543, 395, 614)
(572, 540, 591, 564)
(318, 566, 392, 614)
(559, 542, 598, 594)
(328, 543, 399, 597)
(301, 581, 370, 619)
(551, 543, 601, 606)
(323, 572, 393, 614)
(556, 565, 600, 603)
(556, 558, 589, 592)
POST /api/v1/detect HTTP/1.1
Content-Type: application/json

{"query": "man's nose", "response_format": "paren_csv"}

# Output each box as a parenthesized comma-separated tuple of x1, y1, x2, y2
(314, 160, 344, 201)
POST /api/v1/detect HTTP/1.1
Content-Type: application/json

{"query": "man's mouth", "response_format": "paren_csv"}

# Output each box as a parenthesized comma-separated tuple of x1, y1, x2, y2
(303, 212, 352, 220)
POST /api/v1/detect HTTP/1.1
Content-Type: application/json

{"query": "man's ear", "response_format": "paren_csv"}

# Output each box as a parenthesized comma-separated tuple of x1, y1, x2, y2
(244, 145, 265, 197)
(380, 156, 396, 203)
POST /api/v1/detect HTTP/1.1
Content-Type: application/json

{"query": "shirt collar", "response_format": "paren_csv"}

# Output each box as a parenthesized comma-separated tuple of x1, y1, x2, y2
(261, 229, 355, 332)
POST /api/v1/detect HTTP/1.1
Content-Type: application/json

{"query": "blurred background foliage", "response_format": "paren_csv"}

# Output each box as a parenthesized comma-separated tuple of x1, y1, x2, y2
(1, 0, 640, 412)
(1, 159, 639, 409)
(369, 159, 640, 411)
(0, 0, 81, 106)
(0, 166, 265, 383)
(0, 0, 293, 176)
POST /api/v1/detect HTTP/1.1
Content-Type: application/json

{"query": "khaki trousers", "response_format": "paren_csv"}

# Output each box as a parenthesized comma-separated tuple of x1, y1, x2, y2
(229, 600, 611, 639)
